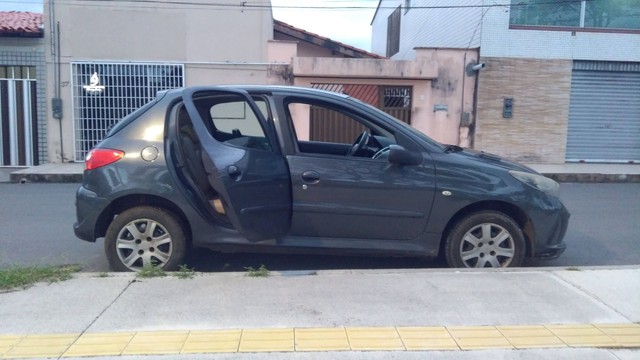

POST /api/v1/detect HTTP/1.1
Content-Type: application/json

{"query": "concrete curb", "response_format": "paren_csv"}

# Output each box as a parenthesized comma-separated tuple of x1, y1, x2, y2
(9, 172, 84, 184)
(4, 163, 640, 183)
(11, 173, 640, 184)
(544, 173, 640, 183)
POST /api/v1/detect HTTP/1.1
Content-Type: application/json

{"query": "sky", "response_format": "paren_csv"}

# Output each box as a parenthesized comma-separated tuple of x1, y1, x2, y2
(0, 0, 378, 51)
(0, 0, 42, 12)
(271, 0, 378, 51)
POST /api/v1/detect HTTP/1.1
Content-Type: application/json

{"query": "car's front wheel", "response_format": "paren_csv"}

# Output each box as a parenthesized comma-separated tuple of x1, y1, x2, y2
(444, 211, 525, 268)
(104, 206, 187, 271)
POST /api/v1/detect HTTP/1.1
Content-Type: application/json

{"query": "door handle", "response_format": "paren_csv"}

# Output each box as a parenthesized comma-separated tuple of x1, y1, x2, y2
(301, 171, 320, 184)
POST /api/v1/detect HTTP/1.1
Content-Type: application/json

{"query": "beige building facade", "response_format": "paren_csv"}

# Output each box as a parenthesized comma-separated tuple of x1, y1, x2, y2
(42, 0, 470, 163)
(45, 0, 275, 162)
(475, 58, 573, 164)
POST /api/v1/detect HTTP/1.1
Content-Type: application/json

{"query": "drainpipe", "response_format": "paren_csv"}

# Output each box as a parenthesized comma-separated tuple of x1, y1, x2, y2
(49, 0, 64, 162)
(460, 51, 468, 147)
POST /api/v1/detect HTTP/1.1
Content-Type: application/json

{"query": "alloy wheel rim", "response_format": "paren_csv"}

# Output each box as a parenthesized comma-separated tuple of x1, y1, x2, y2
(115, 218, 173, 271)
(459, 223, 515, 268)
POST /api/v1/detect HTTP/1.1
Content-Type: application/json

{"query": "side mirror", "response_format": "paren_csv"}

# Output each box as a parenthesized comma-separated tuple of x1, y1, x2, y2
(388, 145, 423, 166)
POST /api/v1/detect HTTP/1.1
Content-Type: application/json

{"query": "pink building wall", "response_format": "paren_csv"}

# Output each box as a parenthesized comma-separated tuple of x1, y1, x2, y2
(266, 41, 479, 147)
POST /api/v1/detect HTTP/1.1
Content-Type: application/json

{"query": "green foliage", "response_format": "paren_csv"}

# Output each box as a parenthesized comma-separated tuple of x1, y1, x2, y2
(173, 264, 196, 279)
(245, 264, 270, 277)
(0, 264, 82, 291)
(136, 263, 167, 278)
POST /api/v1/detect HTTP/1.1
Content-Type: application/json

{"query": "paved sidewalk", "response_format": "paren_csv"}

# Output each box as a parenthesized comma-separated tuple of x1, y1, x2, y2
(1, 267, 638, 359)
(4, 163, 84, 183)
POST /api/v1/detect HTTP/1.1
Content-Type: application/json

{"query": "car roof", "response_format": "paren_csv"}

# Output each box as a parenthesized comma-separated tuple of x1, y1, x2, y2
(157, 85, 350, 100)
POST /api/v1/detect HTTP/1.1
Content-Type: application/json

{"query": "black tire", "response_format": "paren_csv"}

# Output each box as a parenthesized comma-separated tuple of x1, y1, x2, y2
(104, 206, 187, 272)
(444, 211, 525, 268)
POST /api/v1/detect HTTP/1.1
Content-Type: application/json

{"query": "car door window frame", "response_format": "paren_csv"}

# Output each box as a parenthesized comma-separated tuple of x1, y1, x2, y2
(281, 96, 399, 161)
(185, 89, 282, 155)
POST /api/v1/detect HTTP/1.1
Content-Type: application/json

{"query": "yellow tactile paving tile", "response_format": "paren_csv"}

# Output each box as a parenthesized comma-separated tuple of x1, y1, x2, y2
(0, 336, 23, 347)
(546, 324, 605, 336)
(397, 327, 459, 350)
(594, 324, 640, 347)
(1, 323, 639, 358)
(448, 325, 505, 338)
(3, 334, 78, 359)
(545, 325, 617, 347)
(181, 330, 241, 354)
(0, 336, 22, 357)
(447, 326, 512, 350)
(594, 323, 640, 335)
(346, 327, 405, 350)
(295, 328, 350, 351)
(497, 325, 565, 349)
(72, 332, 136, 345)
(121, 331, 189, 355)
(238, 328, 294, 352)
(62, 332, 135, 357)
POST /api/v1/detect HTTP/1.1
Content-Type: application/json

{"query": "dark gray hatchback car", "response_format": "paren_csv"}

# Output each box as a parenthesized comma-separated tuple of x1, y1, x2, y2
(74, 86, 569, 271)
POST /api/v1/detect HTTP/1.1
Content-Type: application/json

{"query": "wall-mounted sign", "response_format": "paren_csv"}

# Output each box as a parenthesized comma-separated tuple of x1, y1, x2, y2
(83, 72, 106, 94)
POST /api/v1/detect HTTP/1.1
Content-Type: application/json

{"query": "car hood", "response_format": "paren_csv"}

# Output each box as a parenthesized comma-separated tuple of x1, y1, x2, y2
(450, 147, 539, 174)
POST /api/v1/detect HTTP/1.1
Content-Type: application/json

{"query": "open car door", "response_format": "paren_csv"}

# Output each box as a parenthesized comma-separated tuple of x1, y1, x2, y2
(182, 87, 291, 241)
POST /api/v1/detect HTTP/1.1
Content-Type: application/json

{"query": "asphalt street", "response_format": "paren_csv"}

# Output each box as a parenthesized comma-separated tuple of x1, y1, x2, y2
(0, 182, 638, 272)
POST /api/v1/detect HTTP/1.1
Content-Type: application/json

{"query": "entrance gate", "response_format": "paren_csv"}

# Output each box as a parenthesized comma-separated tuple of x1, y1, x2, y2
(0, 66, 38, 166)
(309, 83, 412, 143)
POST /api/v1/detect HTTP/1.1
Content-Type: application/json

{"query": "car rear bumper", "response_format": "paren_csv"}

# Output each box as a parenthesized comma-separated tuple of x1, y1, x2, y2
(74, 186, 107, 242)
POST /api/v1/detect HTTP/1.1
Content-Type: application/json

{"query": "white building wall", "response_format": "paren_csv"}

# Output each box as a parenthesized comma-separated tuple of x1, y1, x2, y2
(44, 0, 275, 162)
(371, 0, 483, 59)
(371, 1, 395, 56)
(480, 0, 640, 61)
(52, 0, 272, 62)
(373, 0, 640, 62)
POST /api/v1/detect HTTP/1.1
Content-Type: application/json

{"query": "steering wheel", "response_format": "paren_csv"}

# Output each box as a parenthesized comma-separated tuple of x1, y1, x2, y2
(346, 131, 370, 157)
(372, 146, 391, 160)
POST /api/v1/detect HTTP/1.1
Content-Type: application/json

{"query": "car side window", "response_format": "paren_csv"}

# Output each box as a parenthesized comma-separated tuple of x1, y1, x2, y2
(286, 99, 397, 159)
(194, 95, 272, 152)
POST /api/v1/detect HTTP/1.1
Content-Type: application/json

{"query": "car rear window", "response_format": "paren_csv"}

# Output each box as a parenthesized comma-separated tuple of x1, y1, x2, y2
(105, 94, 164, 137)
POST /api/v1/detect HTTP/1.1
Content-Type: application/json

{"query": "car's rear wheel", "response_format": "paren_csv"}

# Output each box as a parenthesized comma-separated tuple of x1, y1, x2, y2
(104, 206, 186, 272)
(444, 211, 525, 268)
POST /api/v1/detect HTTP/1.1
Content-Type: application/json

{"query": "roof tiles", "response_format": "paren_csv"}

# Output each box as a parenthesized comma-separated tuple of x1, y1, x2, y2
(274, 19, 385, 59)
(0, 11, 44, 36)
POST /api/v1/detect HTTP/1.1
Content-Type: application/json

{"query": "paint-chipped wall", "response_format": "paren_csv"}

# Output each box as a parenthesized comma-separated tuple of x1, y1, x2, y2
(416, 48, 478, 147)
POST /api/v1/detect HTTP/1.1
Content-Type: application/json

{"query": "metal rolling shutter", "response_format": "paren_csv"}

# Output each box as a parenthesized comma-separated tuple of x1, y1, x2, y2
(566, 61, 640, 163)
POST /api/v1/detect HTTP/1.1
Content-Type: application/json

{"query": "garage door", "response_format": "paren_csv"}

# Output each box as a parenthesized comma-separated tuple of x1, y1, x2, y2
(566, 61, 640, 163)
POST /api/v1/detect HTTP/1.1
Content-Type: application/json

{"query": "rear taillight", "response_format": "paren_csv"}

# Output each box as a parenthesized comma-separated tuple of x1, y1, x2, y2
(85, 148, 125, 170)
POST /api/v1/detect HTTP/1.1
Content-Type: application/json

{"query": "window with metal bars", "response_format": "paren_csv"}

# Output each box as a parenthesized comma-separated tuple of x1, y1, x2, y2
(71, 62, 184, 161)
(311, 83, 412, 125)
(307, 83, 412, 143)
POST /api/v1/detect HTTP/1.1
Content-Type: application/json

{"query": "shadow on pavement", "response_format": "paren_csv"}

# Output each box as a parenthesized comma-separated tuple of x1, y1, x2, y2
(183, 248, 449, 273)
